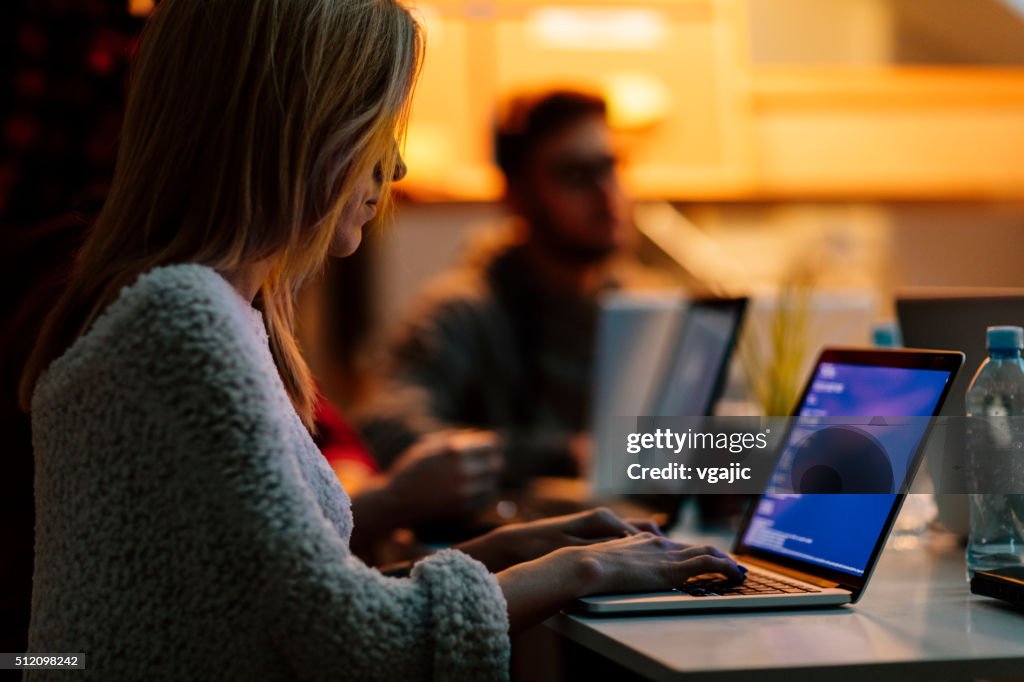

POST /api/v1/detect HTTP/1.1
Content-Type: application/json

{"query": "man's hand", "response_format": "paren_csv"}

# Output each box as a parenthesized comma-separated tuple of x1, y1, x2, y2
(386, 429, 503, 525)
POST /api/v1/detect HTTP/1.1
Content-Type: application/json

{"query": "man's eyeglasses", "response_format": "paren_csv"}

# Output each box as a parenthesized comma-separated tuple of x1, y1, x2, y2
(548, 154, 618, 191)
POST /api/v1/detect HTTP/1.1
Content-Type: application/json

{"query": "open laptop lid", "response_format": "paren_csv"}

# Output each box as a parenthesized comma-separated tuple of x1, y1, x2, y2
(731, 348, 963, 601)
(590, 294, 686, 497)
(896, 288, 1024, 416)
(647, 297, 747, 417)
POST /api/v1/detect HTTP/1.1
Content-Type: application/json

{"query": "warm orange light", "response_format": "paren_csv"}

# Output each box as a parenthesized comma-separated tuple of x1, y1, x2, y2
(413, 3, 445, 46)
(127, 0, 155, 17)
(403, 121, 453, 180)
(527, 6, 668, 52)
(603, 71, 672, 130)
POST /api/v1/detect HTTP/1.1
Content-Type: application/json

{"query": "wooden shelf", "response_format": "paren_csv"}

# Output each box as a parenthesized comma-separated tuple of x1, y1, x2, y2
(399, 0, 1024, 201)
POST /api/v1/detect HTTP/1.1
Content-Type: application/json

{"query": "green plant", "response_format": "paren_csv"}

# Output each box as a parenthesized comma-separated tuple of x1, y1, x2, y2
(740, 275, 814, 416)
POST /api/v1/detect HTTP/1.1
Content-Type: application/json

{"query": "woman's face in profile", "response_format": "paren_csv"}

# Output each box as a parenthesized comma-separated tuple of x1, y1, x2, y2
(328, 149, 407, 258)
(328, 165, 379, 257)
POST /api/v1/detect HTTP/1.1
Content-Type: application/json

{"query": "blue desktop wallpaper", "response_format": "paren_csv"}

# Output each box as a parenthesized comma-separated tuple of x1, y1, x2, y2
(742, 362, 951, 575)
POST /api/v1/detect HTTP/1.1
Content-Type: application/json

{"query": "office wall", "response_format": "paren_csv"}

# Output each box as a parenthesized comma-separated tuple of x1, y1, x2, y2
(368, 201, 1024, 341)
(887, 202, 1024, 290)
(748, 0, 1024, 66)
(747, 0, 892, 65)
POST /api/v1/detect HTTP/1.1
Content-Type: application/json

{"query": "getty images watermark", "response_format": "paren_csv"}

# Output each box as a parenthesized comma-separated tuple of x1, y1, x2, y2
(593, 416, 1024, 496)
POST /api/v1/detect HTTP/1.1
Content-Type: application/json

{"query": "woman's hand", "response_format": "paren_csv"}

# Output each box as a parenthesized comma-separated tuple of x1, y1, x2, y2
(456, 507, 663, 572)
(564, 533, 745, 597)
(496, 532, 744, 634)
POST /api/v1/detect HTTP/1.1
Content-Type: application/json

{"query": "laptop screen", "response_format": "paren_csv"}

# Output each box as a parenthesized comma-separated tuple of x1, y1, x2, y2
(897, 293, 1024, 416)
(738, 361, 953, 576)
(650, 300, 745, 417)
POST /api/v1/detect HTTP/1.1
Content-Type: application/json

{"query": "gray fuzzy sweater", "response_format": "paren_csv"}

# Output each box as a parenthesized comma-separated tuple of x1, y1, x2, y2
(27, 264, 509, 681)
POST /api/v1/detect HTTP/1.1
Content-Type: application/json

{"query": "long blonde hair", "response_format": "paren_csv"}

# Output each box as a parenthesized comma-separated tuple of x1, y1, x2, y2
(20, 0, 423, 429)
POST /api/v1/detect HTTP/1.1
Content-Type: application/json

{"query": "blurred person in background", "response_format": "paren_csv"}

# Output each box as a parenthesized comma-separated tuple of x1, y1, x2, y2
(358, 89, 665, 483)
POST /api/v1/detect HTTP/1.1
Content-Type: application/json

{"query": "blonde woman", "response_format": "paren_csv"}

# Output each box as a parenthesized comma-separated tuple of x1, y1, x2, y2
(19, 1, 743, 680)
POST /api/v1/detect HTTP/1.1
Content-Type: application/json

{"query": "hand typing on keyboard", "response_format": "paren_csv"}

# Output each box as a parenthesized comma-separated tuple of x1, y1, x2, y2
(679, 570, 822, 597)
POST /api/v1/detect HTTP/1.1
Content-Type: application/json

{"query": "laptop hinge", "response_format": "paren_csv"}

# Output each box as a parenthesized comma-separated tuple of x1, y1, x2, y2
(735, 555, 842, 589)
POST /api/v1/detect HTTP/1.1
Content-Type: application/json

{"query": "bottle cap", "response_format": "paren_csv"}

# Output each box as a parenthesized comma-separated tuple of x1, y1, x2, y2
(872, 322, 902, 348)
(986, 325, 1024, 352)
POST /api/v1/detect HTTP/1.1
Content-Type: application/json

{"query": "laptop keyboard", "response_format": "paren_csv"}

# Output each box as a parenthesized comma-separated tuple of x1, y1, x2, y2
(677, 570, 823, 597)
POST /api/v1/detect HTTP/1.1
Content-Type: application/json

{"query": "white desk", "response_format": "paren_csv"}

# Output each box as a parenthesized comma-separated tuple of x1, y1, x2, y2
(545, 534, 1024, 681)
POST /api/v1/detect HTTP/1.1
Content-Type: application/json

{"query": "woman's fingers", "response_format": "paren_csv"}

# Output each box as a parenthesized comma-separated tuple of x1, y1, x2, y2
(564, 507, 645, 538)
(560, 508, 666, 541)
(632, 538, 743, 585)
(624, 518, 664, 536)
(672, 544, 730, 561)
(578, 531, 684, 551)
(671, 554, 746, 584)
(581, 534, 743, 595)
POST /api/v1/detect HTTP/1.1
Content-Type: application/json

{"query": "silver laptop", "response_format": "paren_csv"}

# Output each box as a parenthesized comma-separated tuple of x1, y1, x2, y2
(590, 294, 686, 498)
(896, 288, 1024, 416)
(590, 296, 746, 497)
(574, 347, 963, 614)
(647, 298, 747, 418)
(897, 288, 1024, 534)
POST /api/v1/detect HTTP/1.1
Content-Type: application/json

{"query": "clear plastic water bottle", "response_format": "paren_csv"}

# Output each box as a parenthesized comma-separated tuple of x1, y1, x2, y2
(965, 326, 1024, 577)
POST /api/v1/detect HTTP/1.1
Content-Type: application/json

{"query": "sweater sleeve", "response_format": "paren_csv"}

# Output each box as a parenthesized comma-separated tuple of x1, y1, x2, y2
(128, 267, 510, 681)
